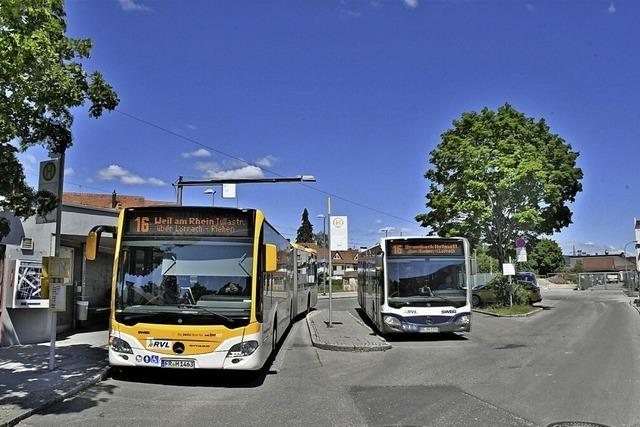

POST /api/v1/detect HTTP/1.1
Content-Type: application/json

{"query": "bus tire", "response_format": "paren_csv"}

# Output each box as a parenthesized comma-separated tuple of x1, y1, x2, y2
(471, 295, 481, 307)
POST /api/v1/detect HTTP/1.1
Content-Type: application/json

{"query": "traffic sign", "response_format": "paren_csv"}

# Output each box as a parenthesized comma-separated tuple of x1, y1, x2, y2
(515, 238, 526, 248)
(37, 158, 61, 224)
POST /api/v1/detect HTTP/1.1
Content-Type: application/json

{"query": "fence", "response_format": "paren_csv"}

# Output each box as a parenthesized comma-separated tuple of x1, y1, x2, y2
(547, 270, 640, 292)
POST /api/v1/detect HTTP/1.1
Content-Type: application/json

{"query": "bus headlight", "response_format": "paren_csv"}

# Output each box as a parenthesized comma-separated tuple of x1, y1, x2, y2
(109, 336, 133, 354)
(226, 340, 259, 358)
(455, 315, 470, 326)
(383, 315, 402, 329)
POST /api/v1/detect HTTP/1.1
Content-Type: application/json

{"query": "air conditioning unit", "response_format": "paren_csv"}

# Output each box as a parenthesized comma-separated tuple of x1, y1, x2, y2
(20, 237, 34, 251)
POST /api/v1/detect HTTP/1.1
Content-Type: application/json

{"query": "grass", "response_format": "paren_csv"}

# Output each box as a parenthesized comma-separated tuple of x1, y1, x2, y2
(317, 279, 353, 293)
(481, 305, 539, 315)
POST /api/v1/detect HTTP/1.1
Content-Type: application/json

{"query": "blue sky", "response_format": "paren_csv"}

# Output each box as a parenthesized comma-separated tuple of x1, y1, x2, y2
(18, 0, 640, 254)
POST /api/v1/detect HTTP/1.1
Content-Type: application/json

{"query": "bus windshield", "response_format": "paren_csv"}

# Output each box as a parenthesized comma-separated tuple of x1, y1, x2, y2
(387, 257, 467, 308)
(115, 238, 253, 322)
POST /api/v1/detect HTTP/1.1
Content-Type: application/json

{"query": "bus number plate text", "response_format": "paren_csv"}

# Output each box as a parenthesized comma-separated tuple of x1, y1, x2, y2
(420, 327, 440, 333)
(161, 358, 195, 369)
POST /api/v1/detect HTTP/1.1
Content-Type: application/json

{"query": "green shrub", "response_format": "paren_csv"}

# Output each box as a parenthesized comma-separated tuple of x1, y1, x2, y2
(487, 275, 529, 306)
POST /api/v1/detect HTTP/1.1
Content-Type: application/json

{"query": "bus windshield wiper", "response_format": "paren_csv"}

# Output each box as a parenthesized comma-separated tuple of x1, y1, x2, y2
(176, 305, 235, 323)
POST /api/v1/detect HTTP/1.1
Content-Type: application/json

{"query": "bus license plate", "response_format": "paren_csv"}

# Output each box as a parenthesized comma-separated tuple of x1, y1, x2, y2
(420, 327, 439, 333)
(161, 359, 195, 369)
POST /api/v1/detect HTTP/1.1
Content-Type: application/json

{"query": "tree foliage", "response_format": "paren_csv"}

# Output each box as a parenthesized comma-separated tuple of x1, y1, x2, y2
(488, 275, 530, 307)
(521, 238, 565, 276)
(314, 231, 327, 247)
(296, 208, 314, 243)
(0, 0, 119, 237)
(416, 104, 582, 265)
(476, 244, 499, 274)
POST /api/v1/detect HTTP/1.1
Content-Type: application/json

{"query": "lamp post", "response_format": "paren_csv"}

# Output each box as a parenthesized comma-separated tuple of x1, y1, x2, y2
(623, 240, 637, 295)
(204, 188, 216, 206)
(316, 214, 327, 295)
(379, 227, 395, 238)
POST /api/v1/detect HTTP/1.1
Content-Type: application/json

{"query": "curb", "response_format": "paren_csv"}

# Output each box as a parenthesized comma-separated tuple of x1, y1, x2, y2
(472, 307, 544, 318)
(1, 365, 109, 427)
(305, 311, 391, 352)
(317, 293, 357, 300)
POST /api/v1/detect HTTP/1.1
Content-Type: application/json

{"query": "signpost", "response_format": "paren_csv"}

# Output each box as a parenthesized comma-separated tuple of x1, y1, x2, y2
(327, 198, 333, 327)
(516, 238, 527, 263)
(503, 261, 515, 307)
(37, 159, 60, 224)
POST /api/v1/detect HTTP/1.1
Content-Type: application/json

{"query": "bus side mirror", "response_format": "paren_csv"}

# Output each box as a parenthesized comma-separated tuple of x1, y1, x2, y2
(85, 225, 117, 261)
(265, 243, 277, 272)
(86, 232, 98, 261)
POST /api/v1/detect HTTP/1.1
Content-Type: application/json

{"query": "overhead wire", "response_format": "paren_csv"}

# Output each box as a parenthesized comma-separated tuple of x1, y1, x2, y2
(115, 109, 417, 225)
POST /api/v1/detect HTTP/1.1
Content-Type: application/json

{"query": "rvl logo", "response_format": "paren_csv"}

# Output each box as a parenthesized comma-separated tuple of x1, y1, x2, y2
(147, 339, 171, 349)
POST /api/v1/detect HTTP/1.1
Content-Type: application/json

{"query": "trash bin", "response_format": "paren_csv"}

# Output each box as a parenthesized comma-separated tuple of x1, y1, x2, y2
(77, 301, 89, 321)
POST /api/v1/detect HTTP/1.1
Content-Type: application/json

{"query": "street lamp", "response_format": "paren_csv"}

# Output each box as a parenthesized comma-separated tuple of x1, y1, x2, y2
(204, 188, 216, 206)
(379, 226, 395, 238)
(317, 214, 327, 295)
(623, 240, 637, 295)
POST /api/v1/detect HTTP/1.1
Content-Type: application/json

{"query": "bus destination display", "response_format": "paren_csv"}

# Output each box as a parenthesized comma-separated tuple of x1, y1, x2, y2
(125, 210, 251, 237)
(387, 240, 463, 256)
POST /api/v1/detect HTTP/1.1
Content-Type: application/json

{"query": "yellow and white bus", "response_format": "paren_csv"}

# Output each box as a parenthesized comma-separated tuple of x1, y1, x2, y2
(86, 206, 317, 370)
(358, 237, 472, 335)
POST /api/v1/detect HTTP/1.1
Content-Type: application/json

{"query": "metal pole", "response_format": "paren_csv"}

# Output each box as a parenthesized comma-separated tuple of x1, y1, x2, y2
(623, 240, 637, 296)
(176, 176, 183, 206)
(323, 216, 327, 295)
(327, 197, 332, 328)
(49, 150, 65, 371)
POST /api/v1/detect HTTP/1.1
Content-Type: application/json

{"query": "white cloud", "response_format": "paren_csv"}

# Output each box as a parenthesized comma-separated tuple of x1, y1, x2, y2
(374, 219, 383, 224)
(19, 153, 38, 173)
(255, 155, 278, 168)
(608, 3, 616, 13)
(146, 177, 167, 186)
(402, 0, 418, 8)
(118, 0, 151, 11)
(181, 148, 211, 159)
(195, 156, 277, 180)
(64, 168, 75, 177)
(205, 165, 264, 180)
(98, 164, 166, 186)
(186, 124, 197, 130)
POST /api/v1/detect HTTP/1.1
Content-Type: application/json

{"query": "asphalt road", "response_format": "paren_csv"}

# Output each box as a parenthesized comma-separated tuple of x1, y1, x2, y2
(19, 290, 640, 427)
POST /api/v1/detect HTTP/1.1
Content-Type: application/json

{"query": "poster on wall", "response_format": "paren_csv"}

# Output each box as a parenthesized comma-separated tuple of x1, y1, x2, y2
(12, 260, 48, 308)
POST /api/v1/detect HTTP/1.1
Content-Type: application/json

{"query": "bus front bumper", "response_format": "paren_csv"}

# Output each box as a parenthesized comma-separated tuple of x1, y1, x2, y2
(108, 331, 268, 370)
(380, 313, 471, 334)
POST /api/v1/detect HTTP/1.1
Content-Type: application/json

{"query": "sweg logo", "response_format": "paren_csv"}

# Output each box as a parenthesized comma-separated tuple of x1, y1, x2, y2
(147, 339, 171, 349)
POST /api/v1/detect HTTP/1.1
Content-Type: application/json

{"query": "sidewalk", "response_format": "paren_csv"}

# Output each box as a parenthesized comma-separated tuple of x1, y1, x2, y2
(0, 329, 109, 427)
(306, 310, 391, 352)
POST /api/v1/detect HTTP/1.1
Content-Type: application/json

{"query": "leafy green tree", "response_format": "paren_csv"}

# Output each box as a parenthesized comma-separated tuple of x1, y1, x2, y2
(0, 0, 119, 237)
(296, 208, 314, 243)
(522, 238, 565, 275)
(314, 231, 327, 247)
(476, 244, 499, 274)
(416, 104, 582, 265)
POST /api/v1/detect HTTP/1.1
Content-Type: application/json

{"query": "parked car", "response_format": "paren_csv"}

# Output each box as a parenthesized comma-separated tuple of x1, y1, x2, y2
(515, 271, 538, 287)
(472, 278, 541, 307)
